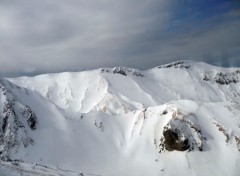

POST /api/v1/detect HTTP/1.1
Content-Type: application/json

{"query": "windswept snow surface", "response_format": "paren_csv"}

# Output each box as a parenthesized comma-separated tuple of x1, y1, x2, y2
(0, 61, 240, 175)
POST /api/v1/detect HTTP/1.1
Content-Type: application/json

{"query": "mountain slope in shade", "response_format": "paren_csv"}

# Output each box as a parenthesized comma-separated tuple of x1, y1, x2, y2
(0, 61, 240, 176)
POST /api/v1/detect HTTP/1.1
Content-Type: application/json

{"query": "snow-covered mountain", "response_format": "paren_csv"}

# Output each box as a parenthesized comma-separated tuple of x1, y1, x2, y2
(1, 61, 240, 176)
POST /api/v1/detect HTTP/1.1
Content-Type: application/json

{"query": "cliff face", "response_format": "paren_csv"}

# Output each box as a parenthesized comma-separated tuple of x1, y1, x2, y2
(0, 79, 37, 161)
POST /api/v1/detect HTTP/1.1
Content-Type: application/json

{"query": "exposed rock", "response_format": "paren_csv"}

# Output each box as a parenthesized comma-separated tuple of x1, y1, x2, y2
(162, 110, 168, 115)
(235, 135, 240, 152)
(163, 129, 190, 151)
(211, 118, 240, 148)
(94, 120, 104, 132)
(203, 75, 210, 81)
(0, 82, 37, 160)
(21, 106, 37, 130)
(203, 70, 240, 84)
(2, 116, 8, 133)
(101, 67, 144, 77)
(113, 67, 127, 76)
(158, 61, 191, 69)
(214, 72, 239, 84)
(212, 121, 230, 143)
(159, 118, 205, 153)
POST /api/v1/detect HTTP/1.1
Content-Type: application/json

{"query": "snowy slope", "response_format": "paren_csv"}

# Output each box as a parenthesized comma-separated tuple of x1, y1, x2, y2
(0, 60, 240, 176)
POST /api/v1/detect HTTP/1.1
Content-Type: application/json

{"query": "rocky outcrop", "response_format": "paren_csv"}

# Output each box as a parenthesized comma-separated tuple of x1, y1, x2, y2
(0, 79, 37, 160)
(159, 118, 205, 152)
(101, 67, 144, 77)
(163, 129, 190, 151)
(203, 70, 240, 85)
(158, 61, 191, 69)
(214, 71, 240, 84)
(21, 106, 37, 130)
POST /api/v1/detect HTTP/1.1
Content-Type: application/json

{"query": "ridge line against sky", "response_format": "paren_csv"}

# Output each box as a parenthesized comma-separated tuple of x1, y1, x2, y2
(0, 0, 240, 77)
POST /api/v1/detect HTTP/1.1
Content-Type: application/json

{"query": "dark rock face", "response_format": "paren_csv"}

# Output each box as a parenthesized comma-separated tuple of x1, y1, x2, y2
(214, 72, 239, 84)
(159, 118, 205, 153)
(163, 129, 190, 151)
(22, 106, 37, 130)
(0, 100, 21, 160)
(27, 115, 37, 130)
(203, 70, 240, 84)
(0, 80, 37, 160)
(113, 68, 127, 76)
(2, 116, 8, 133)
(158, 61, 191, 69)
(101, 67, 144, 77)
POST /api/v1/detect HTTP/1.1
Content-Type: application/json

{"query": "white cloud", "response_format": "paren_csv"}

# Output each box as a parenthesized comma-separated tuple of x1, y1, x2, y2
(0, 0, 239, 76)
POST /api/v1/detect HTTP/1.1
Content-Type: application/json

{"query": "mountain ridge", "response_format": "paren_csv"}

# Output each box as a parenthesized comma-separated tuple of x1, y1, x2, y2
(0, 61, 240, 176)
(6, 60, 239, 79)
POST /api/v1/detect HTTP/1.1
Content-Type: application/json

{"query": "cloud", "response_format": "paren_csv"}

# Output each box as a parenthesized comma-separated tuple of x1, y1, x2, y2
(147, 8, 240, 67)
(0, 0, 239, 77)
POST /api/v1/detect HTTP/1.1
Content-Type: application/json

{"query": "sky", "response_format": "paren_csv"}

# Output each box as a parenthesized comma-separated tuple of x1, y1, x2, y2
(0, 0, 240, 77)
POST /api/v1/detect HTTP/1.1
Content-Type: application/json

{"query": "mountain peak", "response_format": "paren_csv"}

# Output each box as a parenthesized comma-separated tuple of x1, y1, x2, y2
(1, 61, 240, 175)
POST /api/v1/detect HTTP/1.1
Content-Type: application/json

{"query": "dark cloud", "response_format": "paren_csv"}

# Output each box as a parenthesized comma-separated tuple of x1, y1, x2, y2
(0, 0, 239, 77)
